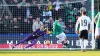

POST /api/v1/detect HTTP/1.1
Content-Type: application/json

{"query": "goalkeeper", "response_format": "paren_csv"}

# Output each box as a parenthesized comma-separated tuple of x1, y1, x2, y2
(12, 25, 48, 49)
(53, 17, 68, 48)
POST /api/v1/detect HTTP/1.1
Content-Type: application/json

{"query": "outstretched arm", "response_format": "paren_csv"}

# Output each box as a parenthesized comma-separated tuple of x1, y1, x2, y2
(41, 31, 49, 40)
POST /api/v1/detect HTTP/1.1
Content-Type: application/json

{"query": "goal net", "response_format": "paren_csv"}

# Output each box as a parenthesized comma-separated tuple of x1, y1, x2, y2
(0, 0, 94, 49)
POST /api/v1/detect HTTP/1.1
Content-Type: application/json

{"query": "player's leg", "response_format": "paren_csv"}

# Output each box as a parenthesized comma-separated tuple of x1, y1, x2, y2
(56, 34, 62, 43)
(24, 39, 36, 48)
(95, 36, 99, 49)
(80, 38, 84, 50)
(63, 38, 68, 47)
(98, 28, 100, 49)
(79, 30, 85, 51)
(95, 27, 100, 49)
(82, 30, 88, 52)
(12, 34, 33, 48)
(56, 32, 68, 47)
(83, 39, 88, 51)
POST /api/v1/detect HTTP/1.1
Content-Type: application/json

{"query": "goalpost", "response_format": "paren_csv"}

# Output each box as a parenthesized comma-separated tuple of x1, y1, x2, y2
(0, 0, 95, 50)
(91, 0, 95, 49)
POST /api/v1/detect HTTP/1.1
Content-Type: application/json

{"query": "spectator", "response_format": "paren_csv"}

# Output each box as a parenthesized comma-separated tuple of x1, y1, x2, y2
(66, 4, 73, 15)
(6, 0, 13, 4)
(10, 18, 19, 28)
(74, 8, 80, 21)
(53, 0, 62, 11)
(2, 15, 11, 33)
(17, 16, 23, 31)
(12, 3, 26, 18)
(12, 5, 22, 18)
(28, 14, 34, 25)
(31, 0, 37, 5)
(27, 14, 34, 32)
(9, 18, 20, 33)
(43, 6, 52, 21)
(13, 0, 19, 5)
(67, 4, 77, 23)
(22, 18, 30, 33)
(43, 6, 52, 16)
(19, 0, 27, 6)
(51, 5, 57, 18)
(65, 0, 69, 7)
(47, 0, 52, 10)
(0, 18, 4, 33)
(46, 17, 54, 32)
(26, 3, 31, 18)
(67, 18, 74, 25)
(66, 19, 75, 33)
(21, 5, 27, 19)
(17, 16, 22, 24)
(58, 5, 66, 19)
(0, 17, 2, 23)
(3, 16, 11, 27)
(33, 4, 42, 18)
(32, 17, 43, 31)
(66, 24, 75, 33)
(30, 4, 42, 19)
(72, 2, 82, 10)
(40, 0, 43, 4)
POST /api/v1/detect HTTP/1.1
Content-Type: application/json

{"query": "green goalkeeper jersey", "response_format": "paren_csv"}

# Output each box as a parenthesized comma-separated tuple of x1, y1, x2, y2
(95, 12, 100, 28)
(53, 20, 64, 35)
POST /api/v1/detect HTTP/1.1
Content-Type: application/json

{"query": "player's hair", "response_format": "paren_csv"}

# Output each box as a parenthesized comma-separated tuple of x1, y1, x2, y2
(80, 7, 87, 15)
(80, 7, 86, 14)
(82, 11, 86, 15)
(55, 16, 62, 20)
(58, 17, 62, 19)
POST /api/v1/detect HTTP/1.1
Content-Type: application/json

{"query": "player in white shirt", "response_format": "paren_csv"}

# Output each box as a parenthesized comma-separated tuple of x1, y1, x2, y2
(75, 7, 92, 52)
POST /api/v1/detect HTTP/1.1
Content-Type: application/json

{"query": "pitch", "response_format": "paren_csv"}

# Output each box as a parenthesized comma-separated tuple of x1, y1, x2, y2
(0, 50, 100, 56)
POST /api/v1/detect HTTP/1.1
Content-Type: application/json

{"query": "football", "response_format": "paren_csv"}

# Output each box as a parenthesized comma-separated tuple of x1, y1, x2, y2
(45, 40, 50, 45)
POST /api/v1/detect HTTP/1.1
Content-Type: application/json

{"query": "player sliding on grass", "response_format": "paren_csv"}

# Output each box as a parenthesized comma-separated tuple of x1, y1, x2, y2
(75, 7, 92, 52)
(12, 25, 48, 49)
(53, 17, 68, 48)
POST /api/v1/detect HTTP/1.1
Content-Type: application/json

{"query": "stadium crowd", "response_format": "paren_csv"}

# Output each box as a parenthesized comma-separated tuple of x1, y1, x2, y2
(0, 0, 91, 34)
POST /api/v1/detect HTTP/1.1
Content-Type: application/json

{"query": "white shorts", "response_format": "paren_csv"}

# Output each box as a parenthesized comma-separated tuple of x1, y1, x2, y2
(56, 32, 66, 42)
(95, 27, 100, 37)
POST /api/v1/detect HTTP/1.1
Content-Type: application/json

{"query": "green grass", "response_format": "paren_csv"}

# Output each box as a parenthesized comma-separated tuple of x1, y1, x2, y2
(0, 50, 100, 56)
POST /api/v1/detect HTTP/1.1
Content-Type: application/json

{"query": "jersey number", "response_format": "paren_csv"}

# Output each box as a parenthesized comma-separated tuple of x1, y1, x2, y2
(81, 19, 87, 26)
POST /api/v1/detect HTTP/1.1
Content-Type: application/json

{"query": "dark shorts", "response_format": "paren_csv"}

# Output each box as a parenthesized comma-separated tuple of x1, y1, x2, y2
(79, 30, 88, 39)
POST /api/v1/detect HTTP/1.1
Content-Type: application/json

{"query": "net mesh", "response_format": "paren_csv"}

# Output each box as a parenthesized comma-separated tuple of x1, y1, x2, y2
(0, 0, 93, 49)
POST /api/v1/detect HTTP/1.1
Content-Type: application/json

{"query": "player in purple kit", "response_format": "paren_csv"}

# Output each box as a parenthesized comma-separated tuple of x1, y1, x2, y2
(12, 25, 47, 49)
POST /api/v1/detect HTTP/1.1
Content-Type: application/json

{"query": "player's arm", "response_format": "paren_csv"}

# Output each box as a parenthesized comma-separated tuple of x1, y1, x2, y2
(75, 18, 80, 34)
(41, 31, 49, 40)
(32, 29, 39, 36)
(53, 21, 57, 34)
(94, 13, 98, 24)
(45, 27, 50, 34)
(89, 22, 92, 33)
(88, 17, 92, 33)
